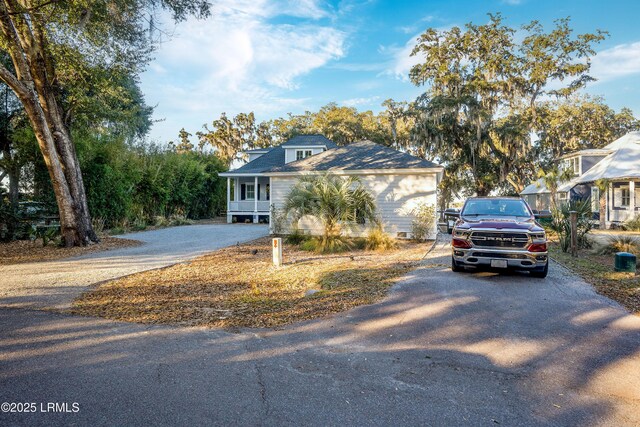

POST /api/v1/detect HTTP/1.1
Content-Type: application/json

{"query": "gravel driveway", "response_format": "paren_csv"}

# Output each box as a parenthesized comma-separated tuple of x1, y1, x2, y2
(0, 224, 268, 310)
(1, 237, 638, 426)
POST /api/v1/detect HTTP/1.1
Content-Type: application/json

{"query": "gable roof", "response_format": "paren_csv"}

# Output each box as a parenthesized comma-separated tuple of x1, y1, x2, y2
(603, 131, 640, 151)
(228, 146, 284, 174)
(280, 134, 337, 148)
(576, 143, 640, 183)
(267, 140, 441, 174)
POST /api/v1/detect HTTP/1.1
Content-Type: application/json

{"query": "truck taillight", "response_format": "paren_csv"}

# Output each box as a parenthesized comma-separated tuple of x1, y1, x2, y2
(452, 238, 472, 249)
(528, 242, 547, 252)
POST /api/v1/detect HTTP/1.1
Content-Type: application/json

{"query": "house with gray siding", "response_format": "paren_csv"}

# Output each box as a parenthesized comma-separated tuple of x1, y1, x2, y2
(220, 135, 444, 237)
(521, 131, 640, 228)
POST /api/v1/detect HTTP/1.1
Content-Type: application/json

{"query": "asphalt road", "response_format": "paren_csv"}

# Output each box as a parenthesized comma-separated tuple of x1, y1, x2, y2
(0, 224, 269, 310)
(1, 238, 639, 426)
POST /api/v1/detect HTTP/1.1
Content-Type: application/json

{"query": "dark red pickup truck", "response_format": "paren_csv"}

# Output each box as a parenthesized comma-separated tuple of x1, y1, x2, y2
(450, 197, 549, 278)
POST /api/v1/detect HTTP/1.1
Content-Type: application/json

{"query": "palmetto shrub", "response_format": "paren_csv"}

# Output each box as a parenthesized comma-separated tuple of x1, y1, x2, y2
(284, 173, 377, 253)
(551, 199, 593, 252)
(623, 215, 640, 232)
(365, 226, 398, 251)
(597, 235, 640, 255)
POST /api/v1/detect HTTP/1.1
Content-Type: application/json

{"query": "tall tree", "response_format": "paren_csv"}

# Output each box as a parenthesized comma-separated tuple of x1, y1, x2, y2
(0, 0, 208, 246)
(197, 112, 273, 166)
(535, 95, 640, 164)
(410, 14, 606, 195)
(381, 99, 415, 151)
(175, 128, 194, 154)
(0, 81, 23, 214)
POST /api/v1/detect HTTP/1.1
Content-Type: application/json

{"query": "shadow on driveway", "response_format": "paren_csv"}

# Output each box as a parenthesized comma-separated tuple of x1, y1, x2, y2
(1, 241, 639, 425)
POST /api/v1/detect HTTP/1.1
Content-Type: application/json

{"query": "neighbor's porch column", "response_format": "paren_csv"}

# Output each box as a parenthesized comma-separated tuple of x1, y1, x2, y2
(268, 176, 272, 233)
(607, 182, 613, 227)
(254, 176, 259, 223)
(630, 180, 636, 218)
(226, 177, 231, 223)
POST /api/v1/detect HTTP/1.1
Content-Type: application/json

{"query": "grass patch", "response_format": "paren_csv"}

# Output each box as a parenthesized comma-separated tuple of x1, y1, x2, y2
(549, 242, 640, 314)
(70, 236, 427, 328)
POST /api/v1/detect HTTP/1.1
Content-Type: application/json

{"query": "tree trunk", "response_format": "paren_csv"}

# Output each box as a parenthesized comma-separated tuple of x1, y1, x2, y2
(0, 2, 97, 247)
(599, 187, 607, 230)
(21, 93, 97, 246)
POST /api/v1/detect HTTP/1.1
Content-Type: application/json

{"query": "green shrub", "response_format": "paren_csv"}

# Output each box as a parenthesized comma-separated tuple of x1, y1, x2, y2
(153, 216, 170, 227)
(411, 203, 436, 241)
(316, 236, 352, 253)
(270, 204, 287, 234)
(365, 226, 398, 251)
(597, 235, 640, 255)
(285, 228, 307, 245)
(351, 237, 367, 250)
(169, 208, 193, 226)
(299, 238, 319, 252)
(551, 199, 593, 252)
(30, 225, 60, 247)
(623, 215, 640, 231)
(131, 218, 147, 231)
(298, 236, 352, 253)
(92, 217, 106, 235)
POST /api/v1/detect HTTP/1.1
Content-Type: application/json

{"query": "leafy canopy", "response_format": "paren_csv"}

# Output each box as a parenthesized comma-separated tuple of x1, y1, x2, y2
(410, 13, 606, 195)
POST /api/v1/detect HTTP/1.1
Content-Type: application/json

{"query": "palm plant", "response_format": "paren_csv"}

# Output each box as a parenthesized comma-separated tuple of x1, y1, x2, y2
(550, 199, 593, 252)
(284, 173, 377, 252)
(594, 178, 610, 230)
(537, 165, 574, 209)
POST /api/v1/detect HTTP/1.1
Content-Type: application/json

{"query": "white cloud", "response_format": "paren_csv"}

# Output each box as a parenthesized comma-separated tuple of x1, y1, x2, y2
(396, 15, 434, 34)
(340, 96, 380, 107)
(141, 0, 346, 141)
(591, 41, 640, 83)
(380, 32, 423, 81)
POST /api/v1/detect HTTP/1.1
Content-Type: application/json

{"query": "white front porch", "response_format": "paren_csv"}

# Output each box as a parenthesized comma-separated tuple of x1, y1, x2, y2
(225, 176, 271, 224)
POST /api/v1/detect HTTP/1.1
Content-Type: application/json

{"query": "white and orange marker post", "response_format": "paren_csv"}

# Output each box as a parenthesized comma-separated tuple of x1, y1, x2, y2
(272, 237, 283, 267)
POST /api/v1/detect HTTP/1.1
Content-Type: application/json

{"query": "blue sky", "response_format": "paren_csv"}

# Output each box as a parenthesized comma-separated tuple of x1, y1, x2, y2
(140, 0, 640, 143)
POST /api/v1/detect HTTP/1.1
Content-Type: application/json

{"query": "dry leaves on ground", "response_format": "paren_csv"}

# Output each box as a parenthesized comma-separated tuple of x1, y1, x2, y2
(0, 237, 141, 265)
(71, 237, 428, 328)
(550, 244, 640, 314)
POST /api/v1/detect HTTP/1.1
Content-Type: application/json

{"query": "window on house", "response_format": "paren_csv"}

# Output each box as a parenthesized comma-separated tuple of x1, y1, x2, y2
(245, 183, 255, 200)
(563, 157, 580, 176)
(621, 187, 630, 207)
(266, 184, 270, 201)
(296, 150, 313, 160)
(229, 180, 235, 201)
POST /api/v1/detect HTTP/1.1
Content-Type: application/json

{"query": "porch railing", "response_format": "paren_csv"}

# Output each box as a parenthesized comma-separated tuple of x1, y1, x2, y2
(229, 201, 270, 212)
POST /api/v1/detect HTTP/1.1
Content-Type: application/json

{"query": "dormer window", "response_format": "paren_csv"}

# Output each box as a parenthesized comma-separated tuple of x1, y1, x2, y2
(296, 150, 313, 160)
(563, 157, 580, 176)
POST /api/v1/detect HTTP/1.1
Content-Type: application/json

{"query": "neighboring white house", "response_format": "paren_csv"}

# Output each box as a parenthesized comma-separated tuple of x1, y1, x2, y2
(219, 135, 444, 238)
(521, 131, 640, 227)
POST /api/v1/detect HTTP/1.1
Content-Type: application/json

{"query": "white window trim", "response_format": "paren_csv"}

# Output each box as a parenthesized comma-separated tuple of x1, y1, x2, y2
(245, 183, 255, 201)
(295, 149, 313, 160)
(621, 186, 630, 207)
